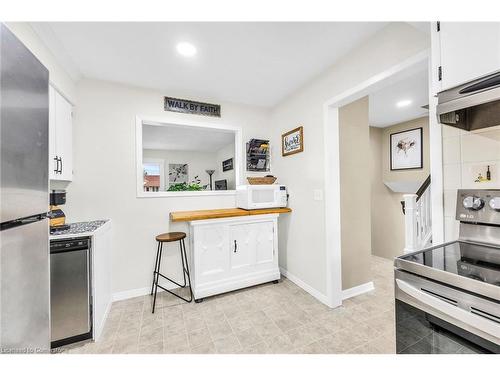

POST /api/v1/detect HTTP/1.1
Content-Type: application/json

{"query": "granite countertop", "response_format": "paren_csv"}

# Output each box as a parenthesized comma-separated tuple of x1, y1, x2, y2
(50, 220, 110, 239)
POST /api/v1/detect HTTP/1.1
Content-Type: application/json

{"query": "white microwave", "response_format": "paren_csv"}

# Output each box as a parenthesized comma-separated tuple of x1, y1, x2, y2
(236, 184, 288, 210)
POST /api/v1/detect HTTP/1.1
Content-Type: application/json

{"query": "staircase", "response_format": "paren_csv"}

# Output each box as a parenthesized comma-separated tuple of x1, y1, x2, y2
(401, 175, 432, 254)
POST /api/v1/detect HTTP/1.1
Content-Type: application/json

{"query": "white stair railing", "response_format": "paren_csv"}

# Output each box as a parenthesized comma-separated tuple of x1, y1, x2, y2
(403, 183, 432, 254)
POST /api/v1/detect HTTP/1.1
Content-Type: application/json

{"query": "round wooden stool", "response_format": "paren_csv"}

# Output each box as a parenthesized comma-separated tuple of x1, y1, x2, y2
(150, 232, 193, 313)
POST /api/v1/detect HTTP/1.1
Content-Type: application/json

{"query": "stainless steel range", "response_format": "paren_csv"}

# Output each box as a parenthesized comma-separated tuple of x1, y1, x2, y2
(394, 189, 500, 354)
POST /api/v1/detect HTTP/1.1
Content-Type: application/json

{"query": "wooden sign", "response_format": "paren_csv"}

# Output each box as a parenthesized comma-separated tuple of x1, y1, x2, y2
(282, 126, 304, 156)
(164, 97, 221, 117)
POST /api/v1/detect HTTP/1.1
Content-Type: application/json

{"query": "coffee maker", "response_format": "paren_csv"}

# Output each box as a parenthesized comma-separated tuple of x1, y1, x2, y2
(49, 190, 70, 233)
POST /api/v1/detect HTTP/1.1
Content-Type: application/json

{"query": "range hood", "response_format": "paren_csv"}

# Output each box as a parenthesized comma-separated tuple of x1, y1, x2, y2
(437, 71, 500, 131)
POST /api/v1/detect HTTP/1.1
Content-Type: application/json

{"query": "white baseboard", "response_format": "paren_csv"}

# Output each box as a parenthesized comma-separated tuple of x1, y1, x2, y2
(112, 278, 181, 302)
(279, 267, 330, 307)
(341, 281, 374, 300)
(114, 270, 333, 308)
(113, 287, 151, 302)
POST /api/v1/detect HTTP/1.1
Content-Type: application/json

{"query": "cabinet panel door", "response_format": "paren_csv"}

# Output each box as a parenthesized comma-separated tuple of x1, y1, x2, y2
(194, 225, 228, 283)
(254, 221, 274, 265)
(229, 223, 256, 271)
(55, 91, 73, 181)
(48, 86, 57, 179)
(440, 22, 500, 90)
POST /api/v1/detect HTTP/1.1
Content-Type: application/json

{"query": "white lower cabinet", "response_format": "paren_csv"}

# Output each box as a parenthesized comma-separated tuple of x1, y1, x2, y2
(189, 214, 279, 300)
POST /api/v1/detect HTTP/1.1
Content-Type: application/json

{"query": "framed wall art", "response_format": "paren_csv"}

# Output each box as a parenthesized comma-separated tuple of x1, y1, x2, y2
(222, 158, 233, 172)
(390, 127, 423, 170)
(282, 126, 304, 157)
(168, 163, 188, 186)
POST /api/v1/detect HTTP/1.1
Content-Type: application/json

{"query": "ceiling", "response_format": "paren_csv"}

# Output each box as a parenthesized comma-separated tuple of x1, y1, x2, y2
(142, 124, 234, 152)
(30, 22, 392, 107)
(369, 66, 429, 128)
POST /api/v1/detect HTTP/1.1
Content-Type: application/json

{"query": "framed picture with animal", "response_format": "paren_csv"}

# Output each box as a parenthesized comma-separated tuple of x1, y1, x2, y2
(390, 127, 423, 171)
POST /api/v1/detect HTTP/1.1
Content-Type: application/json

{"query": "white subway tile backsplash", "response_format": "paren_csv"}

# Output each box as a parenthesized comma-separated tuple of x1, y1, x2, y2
(443, 189, 457, 217)
(444, 216, 460, 242)
(461, 131, 500, 163)
(442, 124, 463, 139)
(443, 163, 461, 190)
(442, 126, 500, 241)
(461, 162, 500, 189)
(442, 136, 461, 165)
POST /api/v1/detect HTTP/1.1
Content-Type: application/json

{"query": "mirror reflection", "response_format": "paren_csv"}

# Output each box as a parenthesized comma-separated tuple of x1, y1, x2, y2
(142, 123, 236, 192)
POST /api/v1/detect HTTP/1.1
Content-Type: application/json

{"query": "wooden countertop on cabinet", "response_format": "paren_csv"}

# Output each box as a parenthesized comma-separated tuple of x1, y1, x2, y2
(170, 207, 292, 222)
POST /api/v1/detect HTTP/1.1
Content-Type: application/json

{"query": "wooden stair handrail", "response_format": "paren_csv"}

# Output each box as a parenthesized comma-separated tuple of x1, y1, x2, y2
(401, 175, 431, 214)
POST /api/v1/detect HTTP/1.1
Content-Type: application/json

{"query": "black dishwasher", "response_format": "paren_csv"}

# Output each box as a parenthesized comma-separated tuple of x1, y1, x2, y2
(50, 237, 92, 348)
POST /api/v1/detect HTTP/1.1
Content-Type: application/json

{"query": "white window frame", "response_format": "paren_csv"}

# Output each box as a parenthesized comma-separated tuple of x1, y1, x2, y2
(142, 158, 165, 192)
(136, 115, 242, 198)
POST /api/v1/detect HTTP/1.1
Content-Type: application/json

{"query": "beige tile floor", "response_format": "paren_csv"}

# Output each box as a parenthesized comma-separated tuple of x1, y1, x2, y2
(65, 255, 395, 354)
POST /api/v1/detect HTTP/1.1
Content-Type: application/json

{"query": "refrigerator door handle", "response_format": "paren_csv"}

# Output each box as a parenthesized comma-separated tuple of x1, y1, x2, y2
(1, 213, 48, 231)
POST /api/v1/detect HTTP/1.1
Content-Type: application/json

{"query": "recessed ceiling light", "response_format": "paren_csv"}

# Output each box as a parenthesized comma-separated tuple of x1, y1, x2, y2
(396, 99, 412, 108)
(176, 42, 197, 57)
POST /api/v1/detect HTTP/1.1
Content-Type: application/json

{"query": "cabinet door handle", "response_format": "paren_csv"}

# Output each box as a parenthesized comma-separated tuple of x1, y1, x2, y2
(56, 156, 62, 174)
(53, 157, 59, 174)
(234, 240, 237, 253)
(59, 157, 63, 174)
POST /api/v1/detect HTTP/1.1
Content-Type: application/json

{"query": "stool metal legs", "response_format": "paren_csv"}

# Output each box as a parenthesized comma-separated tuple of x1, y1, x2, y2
(151, 238, 193, 313)
(150, 241, 161, 296)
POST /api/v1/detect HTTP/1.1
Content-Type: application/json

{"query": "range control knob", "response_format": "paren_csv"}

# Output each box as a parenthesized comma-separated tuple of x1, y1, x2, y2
(463, 196, 484, 210)
(489, 197, 500, 210)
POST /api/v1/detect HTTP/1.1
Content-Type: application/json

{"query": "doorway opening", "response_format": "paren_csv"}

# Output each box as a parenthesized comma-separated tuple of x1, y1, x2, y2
(323, 51, 437, 308)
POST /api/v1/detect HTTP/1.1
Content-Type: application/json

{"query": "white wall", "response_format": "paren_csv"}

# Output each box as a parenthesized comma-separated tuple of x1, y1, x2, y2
(5, 23, 77, 103)
(64, 78, 271, 296)
(270, 23, 429, 296)
(143, 149, 220, 190)
(442, 124, 500, 241)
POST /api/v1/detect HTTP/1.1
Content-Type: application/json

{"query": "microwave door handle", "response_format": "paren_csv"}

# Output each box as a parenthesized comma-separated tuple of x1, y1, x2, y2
(396, 279, 500, 340)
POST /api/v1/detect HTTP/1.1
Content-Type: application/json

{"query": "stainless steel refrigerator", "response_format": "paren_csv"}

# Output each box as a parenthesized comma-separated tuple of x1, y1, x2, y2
(0, 24, 50, 353)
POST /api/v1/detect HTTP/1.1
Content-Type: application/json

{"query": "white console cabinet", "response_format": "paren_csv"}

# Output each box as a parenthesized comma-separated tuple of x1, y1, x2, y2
(189, 214, 280, 300)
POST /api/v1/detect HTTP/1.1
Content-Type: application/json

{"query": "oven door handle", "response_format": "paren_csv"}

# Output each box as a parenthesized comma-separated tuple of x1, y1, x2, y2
(396, 279, 500, 340)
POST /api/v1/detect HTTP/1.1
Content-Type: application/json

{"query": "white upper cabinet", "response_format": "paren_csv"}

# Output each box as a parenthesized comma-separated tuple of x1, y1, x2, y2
(49, 85, 73, 181)
(434, 22, 500, 92)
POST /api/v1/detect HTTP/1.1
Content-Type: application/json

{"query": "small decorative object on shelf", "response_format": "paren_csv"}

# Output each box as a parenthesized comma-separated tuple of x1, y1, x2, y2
(282, 126, 304, 156)
(473, 164, 495, 183)
(247, 175, 277, 185)
(205, 169, 215, 190)
(246, 139, 270, 172)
